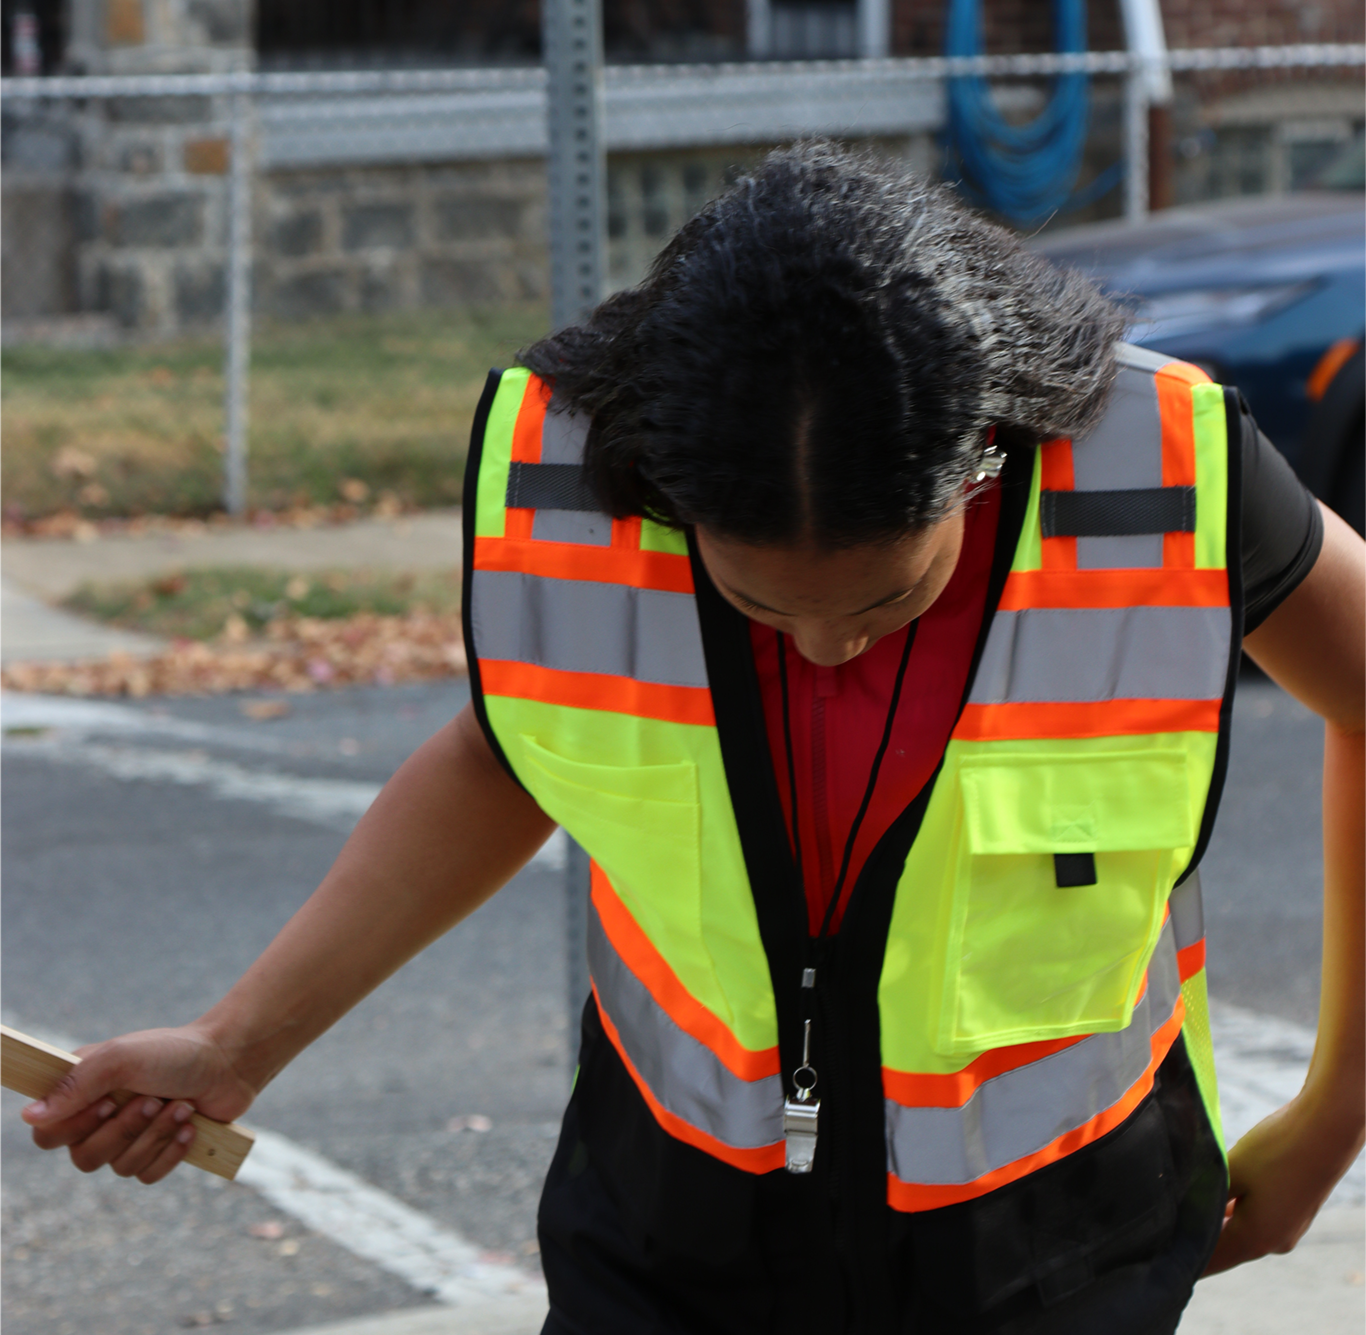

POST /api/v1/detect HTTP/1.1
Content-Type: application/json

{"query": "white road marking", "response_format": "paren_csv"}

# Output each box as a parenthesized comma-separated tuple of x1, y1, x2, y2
(237, 1129, 545, 1307)
(0, 693, 567, 868)
(3, 1013, 547, 1312)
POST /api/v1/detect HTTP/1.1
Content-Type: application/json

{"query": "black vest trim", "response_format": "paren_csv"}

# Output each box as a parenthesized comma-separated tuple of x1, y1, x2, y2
(1176, 387, 1246, 887)
(461, 368, 523, 789)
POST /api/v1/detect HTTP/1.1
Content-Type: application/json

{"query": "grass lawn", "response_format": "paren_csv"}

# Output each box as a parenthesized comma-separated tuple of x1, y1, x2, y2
(2, 305, 548, 522)
(63, 566, 462, 642)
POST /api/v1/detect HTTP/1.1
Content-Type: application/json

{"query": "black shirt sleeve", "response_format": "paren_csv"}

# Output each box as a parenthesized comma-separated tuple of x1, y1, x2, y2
(1239, 396, 1323, 635)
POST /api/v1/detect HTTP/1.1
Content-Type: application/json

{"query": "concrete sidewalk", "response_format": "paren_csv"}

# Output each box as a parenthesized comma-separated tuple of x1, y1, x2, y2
(1, 509, 462, 602)
(264, 1208, 1364, 1335)
(1, 577, 168, 665)
(0, 510, 463, 666)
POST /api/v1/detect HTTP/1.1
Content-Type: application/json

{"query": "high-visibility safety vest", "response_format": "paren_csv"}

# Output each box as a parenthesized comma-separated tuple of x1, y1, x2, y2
(463, 342, 1238, 1215)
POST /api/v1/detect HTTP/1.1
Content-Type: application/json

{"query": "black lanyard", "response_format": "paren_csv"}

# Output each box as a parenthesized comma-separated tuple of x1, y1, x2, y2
(775, 619, 917, 1171)
(776, 619, 917, 947)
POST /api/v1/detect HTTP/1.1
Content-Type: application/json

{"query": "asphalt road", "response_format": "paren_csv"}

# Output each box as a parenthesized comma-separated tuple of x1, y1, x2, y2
(0, 672, 1331, 1335)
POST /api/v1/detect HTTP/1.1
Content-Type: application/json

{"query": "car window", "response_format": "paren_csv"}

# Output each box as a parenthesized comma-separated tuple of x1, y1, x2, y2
(1311, 132, 1366, 191)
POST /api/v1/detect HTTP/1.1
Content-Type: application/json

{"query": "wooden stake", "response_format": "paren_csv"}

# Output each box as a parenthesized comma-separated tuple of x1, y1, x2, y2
(1, 1024, 254, 1181)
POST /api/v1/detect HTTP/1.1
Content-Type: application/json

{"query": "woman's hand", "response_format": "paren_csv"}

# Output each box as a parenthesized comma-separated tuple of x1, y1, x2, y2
(20, 1024, 257, 1185)
(1203, 1084, 1365, 1274)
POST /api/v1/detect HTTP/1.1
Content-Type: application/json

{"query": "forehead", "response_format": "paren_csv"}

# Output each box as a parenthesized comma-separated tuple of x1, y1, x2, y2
(696, 519, 957, 613)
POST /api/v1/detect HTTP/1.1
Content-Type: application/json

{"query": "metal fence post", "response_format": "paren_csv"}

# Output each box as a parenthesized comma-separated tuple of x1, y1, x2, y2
(543, 0, 606, 1071)
(1123, 58, 1150, 224)
(223, 89, 254, 517)
(543, 0, 606, 331)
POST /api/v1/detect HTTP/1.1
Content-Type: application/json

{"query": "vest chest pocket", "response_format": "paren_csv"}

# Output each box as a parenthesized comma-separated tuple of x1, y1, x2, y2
(934, 751, 1195, 1057)
(516, 734, 701, 927)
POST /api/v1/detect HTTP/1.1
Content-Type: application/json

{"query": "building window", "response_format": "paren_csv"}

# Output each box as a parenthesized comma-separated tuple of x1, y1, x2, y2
(2, 0, 66, 75)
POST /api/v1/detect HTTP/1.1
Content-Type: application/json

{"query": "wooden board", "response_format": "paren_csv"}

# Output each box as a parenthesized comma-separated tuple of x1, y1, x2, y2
(1, 1024, 254, 1181)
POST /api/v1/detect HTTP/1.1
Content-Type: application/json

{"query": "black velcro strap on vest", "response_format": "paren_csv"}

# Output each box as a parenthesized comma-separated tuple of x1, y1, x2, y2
(1054, 852, 1098, 888)
(505, 461, 600, 512)
(1041, 486, 1196, 538)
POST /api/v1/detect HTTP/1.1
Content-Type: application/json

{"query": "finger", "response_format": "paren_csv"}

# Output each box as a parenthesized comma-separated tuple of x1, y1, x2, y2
(69, 1096, 168, 1174)
(21, 1045, 124, 1127)
(136, 1118, 196, 1185)
(29, 1095, 122, 1151)
(110, 1101, 196, 1181)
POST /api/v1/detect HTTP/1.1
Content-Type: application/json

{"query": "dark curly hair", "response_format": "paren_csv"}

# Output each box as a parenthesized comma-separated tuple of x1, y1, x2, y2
(519, 142, 1125, 547)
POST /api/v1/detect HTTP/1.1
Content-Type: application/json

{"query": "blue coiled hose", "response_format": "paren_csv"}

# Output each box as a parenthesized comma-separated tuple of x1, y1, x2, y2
(945, 0, 1122, 225)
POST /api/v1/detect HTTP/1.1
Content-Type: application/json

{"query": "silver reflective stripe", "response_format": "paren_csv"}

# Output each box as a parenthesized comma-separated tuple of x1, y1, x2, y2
(1169, 871, 1205, 952)
(1071, 351, 1164, 570)
(1115, 342, 1175, 375)
(1078, 534, 1164, 570)
(470, 569, 709, 689)
(885, 921, 1182, 1186)
(533, 509, 612, 545)
(533, 405, 612, 545)
(969, 606, 1229, 705)
(541, 404, 590, 464)
(588, 903, 784, 1151)
(1072, 361, 1163, 492)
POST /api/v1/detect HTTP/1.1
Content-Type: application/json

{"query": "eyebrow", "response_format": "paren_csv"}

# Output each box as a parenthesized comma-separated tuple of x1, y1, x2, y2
(722, 580, 914, 618)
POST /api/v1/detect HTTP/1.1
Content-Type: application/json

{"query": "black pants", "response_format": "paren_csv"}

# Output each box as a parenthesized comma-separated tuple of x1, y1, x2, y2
(536, 1030, 1225, 1335)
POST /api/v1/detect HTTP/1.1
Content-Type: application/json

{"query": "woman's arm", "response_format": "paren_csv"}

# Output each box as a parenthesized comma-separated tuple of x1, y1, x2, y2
(21, 704, 556, 1183)
(1204, 501, 1365, 1273)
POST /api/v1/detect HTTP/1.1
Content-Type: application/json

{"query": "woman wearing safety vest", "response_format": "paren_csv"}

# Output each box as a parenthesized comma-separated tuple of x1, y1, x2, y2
(22, 146, 1365, 1334)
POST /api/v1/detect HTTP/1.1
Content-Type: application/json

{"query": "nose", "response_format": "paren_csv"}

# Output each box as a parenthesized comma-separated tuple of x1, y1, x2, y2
(791, 625, 870, 667)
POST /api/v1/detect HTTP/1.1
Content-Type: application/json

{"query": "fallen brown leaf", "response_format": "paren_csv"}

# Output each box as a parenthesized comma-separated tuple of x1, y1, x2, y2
(1, 611, 468, 698)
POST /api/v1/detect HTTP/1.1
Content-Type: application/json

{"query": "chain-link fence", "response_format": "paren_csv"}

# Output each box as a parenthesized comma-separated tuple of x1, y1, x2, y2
(2, 45, 1362, 527)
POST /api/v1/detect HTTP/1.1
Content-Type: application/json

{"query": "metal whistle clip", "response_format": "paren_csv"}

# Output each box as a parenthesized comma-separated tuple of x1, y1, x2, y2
(784, 1018, 819, 1174)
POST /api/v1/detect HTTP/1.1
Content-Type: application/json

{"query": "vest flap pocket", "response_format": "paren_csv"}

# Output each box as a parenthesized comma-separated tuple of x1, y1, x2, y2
(960, 751, 1194, 855)
(519, 733, 698, 808)
(517, 734, 700, 915)
(936, 750, 1193, 1057)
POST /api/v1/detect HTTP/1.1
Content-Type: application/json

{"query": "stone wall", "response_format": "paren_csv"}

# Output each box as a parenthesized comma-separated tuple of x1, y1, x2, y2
(255, 159, 549, 321)
(63, 94, 236, 332)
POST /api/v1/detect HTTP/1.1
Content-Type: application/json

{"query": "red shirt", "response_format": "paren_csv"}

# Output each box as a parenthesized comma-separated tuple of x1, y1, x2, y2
(750, 482, 1001, 935)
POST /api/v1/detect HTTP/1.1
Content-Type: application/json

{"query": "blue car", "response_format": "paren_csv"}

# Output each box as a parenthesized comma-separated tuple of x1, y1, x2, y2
(1033, 161, 1365, 534)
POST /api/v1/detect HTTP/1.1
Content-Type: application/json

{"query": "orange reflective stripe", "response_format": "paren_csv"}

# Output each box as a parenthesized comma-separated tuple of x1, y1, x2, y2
(592, 866, 781, 1082)
(886, 996, 1185, 1211)
(612, 514, 643, 550)
(1038, 437, 1076, 571)
(998, 568, 1229, 611)
(480, 659, 714, 726)
(593, 982, 787, 1174)
(503, 376, 552, 542)
(1177, 938, 1206, 981)
(955, 697, 1221, 742)
(1157, 368, 1199, 570)
(511, 375, 550, 464)
(1158, 359, 1213, 389)
(474, 535, 694, 594)
(883, 1033, 1088, 1109)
